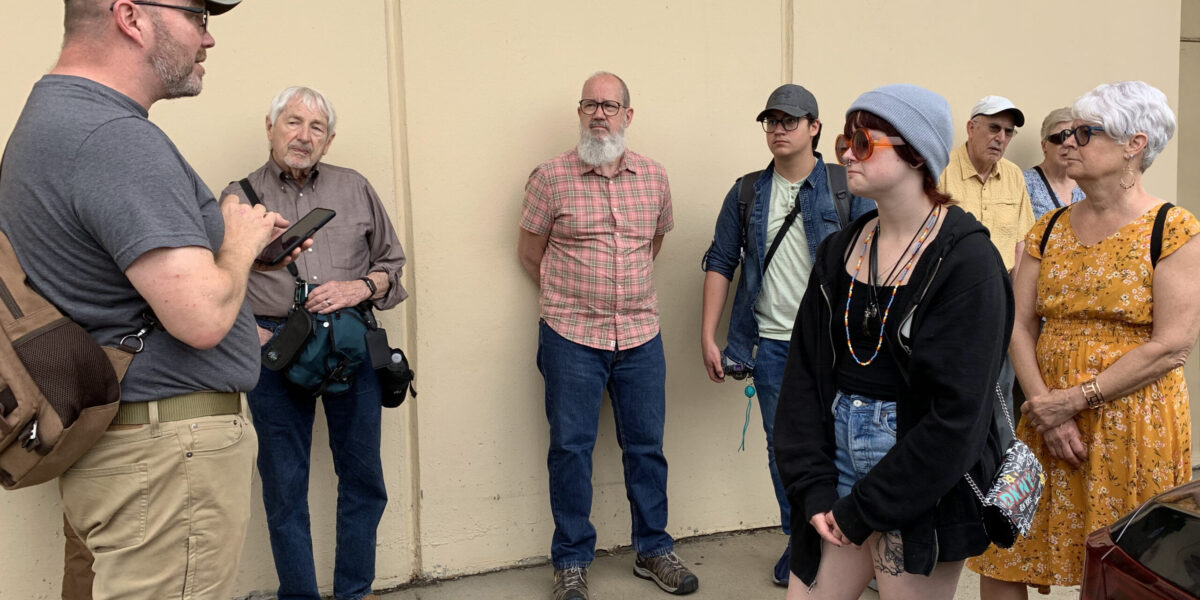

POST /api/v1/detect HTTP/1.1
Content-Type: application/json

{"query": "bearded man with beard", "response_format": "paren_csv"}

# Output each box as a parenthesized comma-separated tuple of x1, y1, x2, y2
(0, 2, 303, 599)
(518, 72, 698, 600)
(223, 86, 407, 600)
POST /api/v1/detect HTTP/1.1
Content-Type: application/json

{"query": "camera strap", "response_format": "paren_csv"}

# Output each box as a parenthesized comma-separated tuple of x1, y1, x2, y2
(239, 178, 299, 279)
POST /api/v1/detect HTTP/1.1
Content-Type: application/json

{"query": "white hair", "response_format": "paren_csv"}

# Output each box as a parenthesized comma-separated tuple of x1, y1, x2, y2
(1072, 81, 1175, 171)
(268, 86, 337, 133)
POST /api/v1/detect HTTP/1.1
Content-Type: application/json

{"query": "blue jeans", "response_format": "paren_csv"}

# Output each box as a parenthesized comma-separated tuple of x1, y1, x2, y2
(751, 338, 792, 535)
(537, 321, 674, 569)
(832, 392, 897, 498)
(249, 317, 388, 600)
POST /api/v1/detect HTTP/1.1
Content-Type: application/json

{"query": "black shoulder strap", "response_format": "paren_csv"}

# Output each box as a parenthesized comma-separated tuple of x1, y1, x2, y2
(1032, 166, 1061, 209)
(825, 163, 850, 227)
(1039, 206, 1069, 257)
(1151, 203, 1174, 268)
(239, 178, 299, 277)
(238, 178, 261, 206)
(737, 170, 763, 250)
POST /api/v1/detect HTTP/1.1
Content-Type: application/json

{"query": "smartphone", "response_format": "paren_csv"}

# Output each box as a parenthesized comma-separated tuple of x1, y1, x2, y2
(256, 207, 336, 265)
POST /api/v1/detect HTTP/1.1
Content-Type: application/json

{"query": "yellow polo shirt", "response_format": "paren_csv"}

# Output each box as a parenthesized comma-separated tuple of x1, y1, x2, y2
(938, 144, 1034, 270)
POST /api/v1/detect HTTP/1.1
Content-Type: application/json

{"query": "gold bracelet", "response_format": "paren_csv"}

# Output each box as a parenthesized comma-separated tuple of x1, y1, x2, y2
(1081, 378, 1105, 409)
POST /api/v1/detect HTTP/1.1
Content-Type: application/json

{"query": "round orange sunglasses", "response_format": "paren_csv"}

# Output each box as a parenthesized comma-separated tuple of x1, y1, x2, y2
(835, 129, 906, 165)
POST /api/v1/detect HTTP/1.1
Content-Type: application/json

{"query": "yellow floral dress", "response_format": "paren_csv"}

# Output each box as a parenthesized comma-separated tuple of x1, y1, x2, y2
(969, 203, 1197, 586)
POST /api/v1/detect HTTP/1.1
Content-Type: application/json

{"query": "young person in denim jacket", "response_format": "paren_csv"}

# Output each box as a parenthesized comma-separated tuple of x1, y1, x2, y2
(700, 84, 872, 586)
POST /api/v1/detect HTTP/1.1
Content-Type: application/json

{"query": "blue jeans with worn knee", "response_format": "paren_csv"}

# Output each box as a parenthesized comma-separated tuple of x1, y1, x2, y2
(250, 317, 388, 600)
(750, 338, 792, 535)
(537, 320, 674, 569)
(832, 391, 897, 498)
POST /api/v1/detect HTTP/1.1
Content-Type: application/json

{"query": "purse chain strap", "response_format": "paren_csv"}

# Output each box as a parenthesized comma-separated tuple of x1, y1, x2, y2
(963, 383, 1016, 502)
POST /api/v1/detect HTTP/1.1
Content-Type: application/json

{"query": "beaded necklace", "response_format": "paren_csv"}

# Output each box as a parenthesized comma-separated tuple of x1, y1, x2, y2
(844, 204, 941, 366)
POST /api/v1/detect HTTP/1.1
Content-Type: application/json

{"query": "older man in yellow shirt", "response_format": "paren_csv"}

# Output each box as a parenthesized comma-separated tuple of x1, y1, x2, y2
(939, 95, 1035, 270)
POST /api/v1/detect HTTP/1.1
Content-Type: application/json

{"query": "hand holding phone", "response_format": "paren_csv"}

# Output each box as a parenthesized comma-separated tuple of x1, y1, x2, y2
(256, 208, 336, 265)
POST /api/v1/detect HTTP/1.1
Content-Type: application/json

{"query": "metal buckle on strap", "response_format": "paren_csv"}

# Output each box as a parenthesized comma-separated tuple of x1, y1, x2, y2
(111, 392, 240, 425)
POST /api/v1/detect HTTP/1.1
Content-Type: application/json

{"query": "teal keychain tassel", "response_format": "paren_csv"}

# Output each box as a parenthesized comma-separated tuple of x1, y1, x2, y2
(737, 382, 756, 451)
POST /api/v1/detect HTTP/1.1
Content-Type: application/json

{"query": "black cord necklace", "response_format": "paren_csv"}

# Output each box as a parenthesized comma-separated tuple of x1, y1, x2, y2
(864, 204, 938, 335)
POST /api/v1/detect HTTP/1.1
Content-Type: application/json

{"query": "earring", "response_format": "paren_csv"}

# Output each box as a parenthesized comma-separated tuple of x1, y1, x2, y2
(1120, 167, 1137, 190)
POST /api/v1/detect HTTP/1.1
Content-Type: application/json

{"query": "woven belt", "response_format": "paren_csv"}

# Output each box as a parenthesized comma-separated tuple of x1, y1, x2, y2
(112, 392, 241, 425)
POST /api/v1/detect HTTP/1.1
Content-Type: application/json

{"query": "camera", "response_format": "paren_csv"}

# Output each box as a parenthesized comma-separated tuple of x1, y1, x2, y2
(722, 355, 751, 381)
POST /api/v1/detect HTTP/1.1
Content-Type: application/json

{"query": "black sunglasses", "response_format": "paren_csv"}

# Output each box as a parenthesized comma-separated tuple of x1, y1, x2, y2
(1051, 125, 1107, 147)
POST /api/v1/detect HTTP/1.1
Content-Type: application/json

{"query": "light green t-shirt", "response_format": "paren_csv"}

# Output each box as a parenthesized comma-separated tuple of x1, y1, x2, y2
(754, 171, 812, 340)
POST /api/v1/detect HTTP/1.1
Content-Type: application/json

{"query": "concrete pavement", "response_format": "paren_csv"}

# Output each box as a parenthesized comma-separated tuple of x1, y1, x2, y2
(376, 529, 1080, 599)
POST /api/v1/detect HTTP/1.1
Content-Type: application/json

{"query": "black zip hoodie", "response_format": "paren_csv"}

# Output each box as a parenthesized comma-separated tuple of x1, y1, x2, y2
(775, 205, 1013, 585)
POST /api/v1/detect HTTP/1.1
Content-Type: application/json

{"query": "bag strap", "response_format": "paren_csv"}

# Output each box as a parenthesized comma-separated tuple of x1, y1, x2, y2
(1038, 206, 1069, 257)
(239, 178, 299, 278)
(1031, 166, 1061, 209)
(737, 170, 763, 253)
(962, 382, 1014, 502)
(1151, 202, 1173, 268)
(762, 200, 802, 273)
(825, 163, 851, 227)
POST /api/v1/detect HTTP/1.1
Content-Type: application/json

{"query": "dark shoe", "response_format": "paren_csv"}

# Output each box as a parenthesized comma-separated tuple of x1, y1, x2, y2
(633, 552, 699, 595)
(772, 543, 791, 586)
(552, 566, 589, 600)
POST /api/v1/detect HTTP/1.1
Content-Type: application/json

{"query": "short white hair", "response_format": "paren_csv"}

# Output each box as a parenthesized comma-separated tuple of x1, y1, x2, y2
(268, 86, 337, 133)
(1072, 81, 1175, 171)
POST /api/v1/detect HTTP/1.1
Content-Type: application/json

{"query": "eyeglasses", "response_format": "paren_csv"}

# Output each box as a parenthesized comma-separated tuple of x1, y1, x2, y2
(760, 116, 806, 133)
(579, 99, 624, 116)
(974, 119, 1018, 138)
(834, 129, 906, 165)
(1044, 130, 1071, 145)
(1060, 125, 1107, 147)
(112, 1, 208, 31)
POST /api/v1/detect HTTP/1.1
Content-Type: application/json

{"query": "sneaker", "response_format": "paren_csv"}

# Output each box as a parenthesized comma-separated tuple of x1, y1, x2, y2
(633, 552, 699, 595)
(552, 566, 589, 600)
(772, 543, 791, 586)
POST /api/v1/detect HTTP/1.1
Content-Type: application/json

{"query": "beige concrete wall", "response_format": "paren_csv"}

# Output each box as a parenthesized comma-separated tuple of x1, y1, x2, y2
(0, 1, 1185, 598)
(1182, 0, 1200, 464)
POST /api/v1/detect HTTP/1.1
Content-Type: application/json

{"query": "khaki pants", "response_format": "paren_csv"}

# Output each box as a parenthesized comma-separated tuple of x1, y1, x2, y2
(59, 403, 257, 600)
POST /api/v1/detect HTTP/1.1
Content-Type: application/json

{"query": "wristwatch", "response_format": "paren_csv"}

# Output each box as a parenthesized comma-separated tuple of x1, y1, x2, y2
(359, 276, 377, 296)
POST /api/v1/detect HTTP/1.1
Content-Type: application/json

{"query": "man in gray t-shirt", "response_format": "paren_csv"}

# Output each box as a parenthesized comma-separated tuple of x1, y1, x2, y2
(0, 2, 302, 598)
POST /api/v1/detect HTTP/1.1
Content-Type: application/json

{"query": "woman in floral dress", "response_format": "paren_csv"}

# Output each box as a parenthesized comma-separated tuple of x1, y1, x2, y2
(971, 81, 1200, 599)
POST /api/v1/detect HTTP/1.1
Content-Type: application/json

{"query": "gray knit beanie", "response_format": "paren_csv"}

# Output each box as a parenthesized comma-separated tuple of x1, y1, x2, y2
(846, 84, 954, 181)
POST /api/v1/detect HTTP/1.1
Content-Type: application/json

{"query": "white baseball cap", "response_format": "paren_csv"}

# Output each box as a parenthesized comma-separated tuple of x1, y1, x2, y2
(970, 95, 1025, 127)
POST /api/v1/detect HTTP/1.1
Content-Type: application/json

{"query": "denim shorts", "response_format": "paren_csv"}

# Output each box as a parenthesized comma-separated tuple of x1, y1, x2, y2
(832, 391, 897, 498)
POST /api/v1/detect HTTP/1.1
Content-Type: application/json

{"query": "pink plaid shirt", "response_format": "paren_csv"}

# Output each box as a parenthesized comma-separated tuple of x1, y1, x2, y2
(522, 149, 673, 350)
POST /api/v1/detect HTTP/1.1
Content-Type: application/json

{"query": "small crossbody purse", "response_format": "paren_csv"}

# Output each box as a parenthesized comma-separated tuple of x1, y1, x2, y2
(964, 384, 1046, 549)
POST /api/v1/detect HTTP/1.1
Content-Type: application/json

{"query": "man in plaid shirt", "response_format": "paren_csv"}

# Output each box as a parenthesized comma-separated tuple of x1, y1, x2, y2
(518, 72, 698, 600)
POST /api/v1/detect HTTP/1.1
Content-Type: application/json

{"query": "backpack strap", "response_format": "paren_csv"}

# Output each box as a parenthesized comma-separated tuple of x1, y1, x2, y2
(825, 163, 850, 227)
(737, 170, 763, 251)
(1151, 203, 1174, 268)
(1038, 206, 1069, 257)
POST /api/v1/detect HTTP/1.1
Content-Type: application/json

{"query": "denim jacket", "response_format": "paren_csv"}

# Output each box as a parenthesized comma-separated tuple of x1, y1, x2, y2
(701, 154, 873, 368)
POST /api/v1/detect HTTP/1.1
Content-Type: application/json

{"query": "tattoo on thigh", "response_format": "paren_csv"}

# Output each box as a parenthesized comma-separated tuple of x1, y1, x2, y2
(873, 531, 904, 576)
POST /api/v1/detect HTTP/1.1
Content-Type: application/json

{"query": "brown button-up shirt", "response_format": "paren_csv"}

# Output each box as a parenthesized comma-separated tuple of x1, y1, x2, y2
(222, 159, 407, 317)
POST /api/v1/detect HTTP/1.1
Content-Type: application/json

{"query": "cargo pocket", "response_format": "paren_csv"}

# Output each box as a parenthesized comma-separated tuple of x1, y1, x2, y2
(60, 462, 148, 551)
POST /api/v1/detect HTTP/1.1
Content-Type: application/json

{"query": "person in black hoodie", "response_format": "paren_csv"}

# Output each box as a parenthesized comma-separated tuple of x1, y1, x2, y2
(775, 84, 1014, 599)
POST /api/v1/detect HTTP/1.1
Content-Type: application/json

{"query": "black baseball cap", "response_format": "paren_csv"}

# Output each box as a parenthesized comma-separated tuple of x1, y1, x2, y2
(756, 84, 819, 121)
(206, 0, 241, 15)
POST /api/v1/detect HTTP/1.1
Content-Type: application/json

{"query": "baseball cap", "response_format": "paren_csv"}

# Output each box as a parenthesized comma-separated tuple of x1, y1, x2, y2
(970, 95, 1025, 127)
(756, 84, 819, 121)
(206, 0, 241, 15)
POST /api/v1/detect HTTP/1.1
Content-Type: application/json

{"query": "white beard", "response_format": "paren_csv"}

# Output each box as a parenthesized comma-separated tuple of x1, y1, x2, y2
(576, 125, 626, 166)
